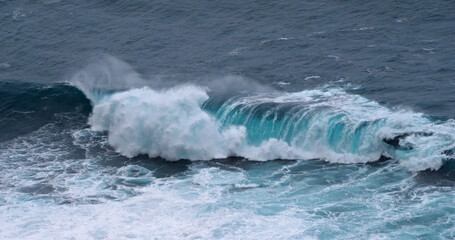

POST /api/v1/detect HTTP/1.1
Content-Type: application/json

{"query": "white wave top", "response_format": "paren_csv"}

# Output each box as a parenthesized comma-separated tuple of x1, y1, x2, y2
(72, 56, 455, 171)
(218, 88, 455, 171)
(88, 85, 309, 162)
(89, 85, 246, 160)
(87, 84, 455, 171)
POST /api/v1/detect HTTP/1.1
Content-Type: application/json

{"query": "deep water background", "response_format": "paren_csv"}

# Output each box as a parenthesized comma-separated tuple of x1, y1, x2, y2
(1, 1, 455, 239)
(1, 1, 455, 118)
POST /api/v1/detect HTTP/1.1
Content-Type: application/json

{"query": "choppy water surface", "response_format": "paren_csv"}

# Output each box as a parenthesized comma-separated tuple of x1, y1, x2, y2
(1, 1, 455, 239)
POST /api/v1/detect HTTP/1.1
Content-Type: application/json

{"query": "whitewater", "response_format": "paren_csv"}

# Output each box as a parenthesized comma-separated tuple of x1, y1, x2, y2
(0, 56, 453, 240)
(72, 56, 455, 172)
(1, 1, 455, 239)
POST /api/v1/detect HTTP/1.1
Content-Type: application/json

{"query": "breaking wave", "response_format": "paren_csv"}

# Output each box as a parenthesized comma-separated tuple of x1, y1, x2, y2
(69, 56, 455, 171)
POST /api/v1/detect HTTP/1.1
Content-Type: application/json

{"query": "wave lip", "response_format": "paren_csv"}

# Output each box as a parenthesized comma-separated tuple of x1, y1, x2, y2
(69, 57, 455, 171)
(82, 82, 455, 171)
(214, 87, 455, 171)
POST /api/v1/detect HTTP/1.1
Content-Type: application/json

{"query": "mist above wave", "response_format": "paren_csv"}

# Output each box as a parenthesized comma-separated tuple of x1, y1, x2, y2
(70, 55, 455, 171)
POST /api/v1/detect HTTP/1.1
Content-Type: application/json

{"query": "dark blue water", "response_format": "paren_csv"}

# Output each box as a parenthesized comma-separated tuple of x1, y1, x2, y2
(1, 1, 455, 239)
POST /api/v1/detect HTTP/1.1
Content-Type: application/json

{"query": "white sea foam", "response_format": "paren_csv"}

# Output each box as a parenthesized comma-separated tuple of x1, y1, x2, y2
(12, 8, 26, 21)
(71, 56, 455, 171)
(0, 106, 454, 239)
(304, 75, 321, 81)
(85, 83, 455, 171)
(0, 62, 10, 69)
(89, 85, 246, 160)
(274, 81, 291, 86)
(0, 167, 319, 240)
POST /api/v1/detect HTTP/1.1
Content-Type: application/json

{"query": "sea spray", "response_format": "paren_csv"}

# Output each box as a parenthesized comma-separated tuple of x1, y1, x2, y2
(70, 57, 455, 171)
(82, 82, 455, 171)
(89, 85, 246, 160)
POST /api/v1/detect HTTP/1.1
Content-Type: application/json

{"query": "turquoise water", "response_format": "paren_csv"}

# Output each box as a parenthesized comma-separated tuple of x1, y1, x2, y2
(1, 0, 455, 239)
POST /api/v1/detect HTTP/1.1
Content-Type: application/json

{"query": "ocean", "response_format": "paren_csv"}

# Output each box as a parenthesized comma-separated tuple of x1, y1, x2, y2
(1, 1, 455, 239)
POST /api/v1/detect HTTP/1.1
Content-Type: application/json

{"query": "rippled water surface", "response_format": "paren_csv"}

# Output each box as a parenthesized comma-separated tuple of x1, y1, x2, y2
(1, 1, 455, 239)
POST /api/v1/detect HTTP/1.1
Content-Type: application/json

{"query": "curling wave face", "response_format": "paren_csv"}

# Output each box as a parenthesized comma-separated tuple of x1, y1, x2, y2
(70, 58, 455, 171)
(210, 88, 455, 171)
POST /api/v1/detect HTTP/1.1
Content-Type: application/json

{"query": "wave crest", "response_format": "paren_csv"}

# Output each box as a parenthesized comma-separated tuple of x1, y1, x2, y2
(90, 85, 246, 160)
(71, 57, 455, 171)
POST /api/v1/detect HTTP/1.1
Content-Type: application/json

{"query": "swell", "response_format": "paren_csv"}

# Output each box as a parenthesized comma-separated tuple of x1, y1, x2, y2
(1, 79, 454, 171)
(62, 56, 455, 171)
(0, 82, 91, 142)
(206, 89, 455, 171)
(3, 52, 455, 171)
(72, 77, 454, 171)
